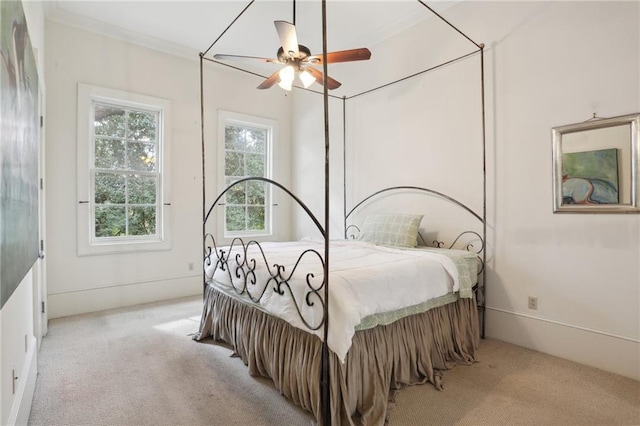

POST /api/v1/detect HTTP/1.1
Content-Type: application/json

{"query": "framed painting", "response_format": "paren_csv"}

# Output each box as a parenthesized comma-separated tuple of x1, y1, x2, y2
(0, 0, 40, 307)
(552, 113, 640, 213)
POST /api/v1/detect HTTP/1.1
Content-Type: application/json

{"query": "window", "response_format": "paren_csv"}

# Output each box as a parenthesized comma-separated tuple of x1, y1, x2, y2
(77, 84, 171, 255)
(93, 104, 159, 238)
(219, 111, 274, 238)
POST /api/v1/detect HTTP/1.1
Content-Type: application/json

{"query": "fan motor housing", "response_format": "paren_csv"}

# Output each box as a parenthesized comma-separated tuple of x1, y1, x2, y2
(278, 45, 312, 63)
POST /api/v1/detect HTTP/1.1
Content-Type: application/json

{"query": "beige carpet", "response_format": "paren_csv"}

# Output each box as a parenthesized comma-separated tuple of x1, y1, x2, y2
(29, 296, 640, 425)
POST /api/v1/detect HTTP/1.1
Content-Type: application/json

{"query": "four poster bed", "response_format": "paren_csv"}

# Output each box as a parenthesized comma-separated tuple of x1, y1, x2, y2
(193, 1, 487, 425)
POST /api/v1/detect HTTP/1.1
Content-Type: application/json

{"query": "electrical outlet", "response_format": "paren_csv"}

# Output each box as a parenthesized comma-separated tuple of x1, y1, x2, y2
(528, 296, 538, 310)
(188, 262, 194, 272)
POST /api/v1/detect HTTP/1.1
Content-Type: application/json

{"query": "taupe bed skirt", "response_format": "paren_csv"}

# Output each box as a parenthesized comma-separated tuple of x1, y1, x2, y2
(193, 284, 480, 425)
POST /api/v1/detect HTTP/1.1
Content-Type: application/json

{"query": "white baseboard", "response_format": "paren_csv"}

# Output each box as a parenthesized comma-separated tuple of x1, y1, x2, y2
(485, 307, 640, 381)
(48, 275, 202, 319)
(8, 335, 37, 426)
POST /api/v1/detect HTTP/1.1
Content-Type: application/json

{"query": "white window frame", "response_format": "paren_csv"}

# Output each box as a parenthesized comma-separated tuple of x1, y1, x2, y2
(77, 83, 171, 255)
(218, 110, 274, 239)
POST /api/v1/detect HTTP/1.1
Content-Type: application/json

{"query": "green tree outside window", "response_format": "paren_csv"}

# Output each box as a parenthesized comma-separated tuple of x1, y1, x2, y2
(93, 103, 159, 238)
(224, 124, 268, 233)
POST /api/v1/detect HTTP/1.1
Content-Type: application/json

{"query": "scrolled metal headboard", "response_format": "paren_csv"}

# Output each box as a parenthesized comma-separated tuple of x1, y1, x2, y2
(344, 185, 487, 331)
(345, 185, 483, 225)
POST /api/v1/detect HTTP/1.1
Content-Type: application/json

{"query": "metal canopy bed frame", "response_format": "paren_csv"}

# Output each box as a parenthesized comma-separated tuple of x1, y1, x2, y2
(196, 1, 487, 424)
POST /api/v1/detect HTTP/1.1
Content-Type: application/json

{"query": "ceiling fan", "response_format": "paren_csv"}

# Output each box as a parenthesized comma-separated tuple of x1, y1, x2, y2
(214, 20, 371, 91)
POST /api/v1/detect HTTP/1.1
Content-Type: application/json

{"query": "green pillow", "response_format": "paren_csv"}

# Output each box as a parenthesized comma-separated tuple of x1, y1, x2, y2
(357, 214, 423, 248)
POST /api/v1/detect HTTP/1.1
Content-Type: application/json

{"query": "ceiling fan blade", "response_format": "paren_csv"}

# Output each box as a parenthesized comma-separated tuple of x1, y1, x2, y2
(305, 67, 342, 90)
(306, 48, 371, 65)
(274, 20, 299, 57)
(257, 70, 281, 90)
(214, 54, 281, 64)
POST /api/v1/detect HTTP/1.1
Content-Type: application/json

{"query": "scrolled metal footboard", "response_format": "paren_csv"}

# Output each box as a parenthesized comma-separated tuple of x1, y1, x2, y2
(203, 233, 326, 331)
(203, 177, 328, 331)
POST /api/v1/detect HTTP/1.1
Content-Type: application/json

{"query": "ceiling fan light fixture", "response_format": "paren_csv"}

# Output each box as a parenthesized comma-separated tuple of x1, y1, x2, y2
(278, 65, 295, 91)
(215, 20, 371, 91)
(299, 69, 315, 88)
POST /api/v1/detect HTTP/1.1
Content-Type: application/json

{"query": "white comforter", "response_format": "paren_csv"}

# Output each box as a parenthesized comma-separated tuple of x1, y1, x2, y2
(207, 239, 469, 362)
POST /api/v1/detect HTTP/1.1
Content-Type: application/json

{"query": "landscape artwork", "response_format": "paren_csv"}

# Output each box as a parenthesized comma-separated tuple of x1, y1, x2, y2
(0, 0, 39, 308)
(561, 148, 619, 205)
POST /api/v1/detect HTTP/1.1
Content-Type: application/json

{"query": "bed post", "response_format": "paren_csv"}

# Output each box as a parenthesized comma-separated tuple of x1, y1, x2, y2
(416, 0, 487, 339)
(342, 96, 347, 239)
(200, 51, 206, 298)
(320, 0, 331, 424)
(199, 0, 255, 299)
(480, 43, 487, 339)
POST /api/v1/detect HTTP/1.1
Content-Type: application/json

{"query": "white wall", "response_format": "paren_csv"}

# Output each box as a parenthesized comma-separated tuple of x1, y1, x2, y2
(1, 2, 46, 425)
(291, 91, 345, 239)
(292, 1, 639, 380)
(44, 21, 293, 318)
(477, 0, 639, 381)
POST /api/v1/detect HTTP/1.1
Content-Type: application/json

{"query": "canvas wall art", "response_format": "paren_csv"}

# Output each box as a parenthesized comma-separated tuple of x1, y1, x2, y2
(561, 148, 619, 205)
(0, 0, 39, 308)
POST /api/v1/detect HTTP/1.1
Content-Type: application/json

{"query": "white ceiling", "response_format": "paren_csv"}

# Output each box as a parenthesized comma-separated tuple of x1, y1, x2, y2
(44, 0, 465, 95)
(45, 1, 461, 57)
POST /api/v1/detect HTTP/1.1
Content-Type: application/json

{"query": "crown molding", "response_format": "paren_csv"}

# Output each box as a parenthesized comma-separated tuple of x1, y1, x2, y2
(44, 2, 200, 62)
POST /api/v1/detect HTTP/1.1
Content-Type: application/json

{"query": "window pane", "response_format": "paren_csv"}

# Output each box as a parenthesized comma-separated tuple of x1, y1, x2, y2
(127, 142, 157, 172)
(225, 151, 244, 177)
(245, 128, 266, 153)
(128, 174, 157, 204)
(225, 179, 246, 205)
(94, 105, 125, 137)
(95, 206, 126, 237)
(226, 206, 245, 231)
(225, 126, 245, 151)
(129, 206, 156, 236)
(246, 153, 264, 176)
(95, 173, 125, 204)
(128, 111, 156, 141)
(221, 113, 272, 236)
(247, 206, 265, 231)
(247, 180, 265, 205)
(95, 138, 126, 170)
